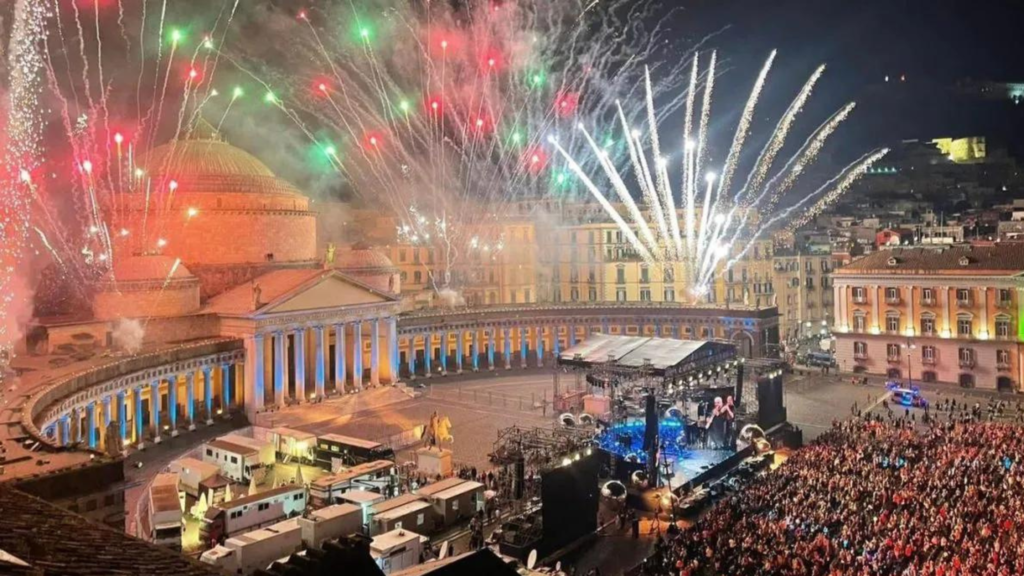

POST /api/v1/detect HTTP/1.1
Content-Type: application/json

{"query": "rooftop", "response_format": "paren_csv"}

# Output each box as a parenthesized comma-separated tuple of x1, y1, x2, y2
(414, 477, 467, 498)
(432, 481, 484, 501)
(836, 245, 1024, 276)
(0, 485, 221, 576)
(206, 438, 259, 457)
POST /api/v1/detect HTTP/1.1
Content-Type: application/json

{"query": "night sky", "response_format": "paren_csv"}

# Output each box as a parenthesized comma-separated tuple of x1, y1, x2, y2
(666, 0, 1024, 156)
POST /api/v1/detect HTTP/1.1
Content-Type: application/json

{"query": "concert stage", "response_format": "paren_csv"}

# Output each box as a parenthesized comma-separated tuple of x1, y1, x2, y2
(595, 417, 738, 490)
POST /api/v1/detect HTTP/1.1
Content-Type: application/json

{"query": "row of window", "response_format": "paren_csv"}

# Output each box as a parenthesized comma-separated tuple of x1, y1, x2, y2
(850, 312, 1013, 338)
(852, 286, 1014, 306)
(855, 342, 1012, 366)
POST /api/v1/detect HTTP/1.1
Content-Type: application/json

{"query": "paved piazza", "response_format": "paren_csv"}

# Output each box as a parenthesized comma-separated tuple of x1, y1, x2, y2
(245, 368, 989, 471)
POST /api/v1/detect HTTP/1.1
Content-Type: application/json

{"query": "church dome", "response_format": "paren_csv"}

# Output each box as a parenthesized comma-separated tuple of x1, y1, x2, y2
(138, 121, 303, 197)
(335, 242, 397, 273)
(335, 243, 400, 294)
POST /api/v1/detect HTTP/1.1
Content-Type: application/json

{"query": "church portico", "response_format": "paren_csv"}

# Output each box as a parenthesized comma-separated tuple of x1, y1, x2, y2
(207, 268, 401, 419)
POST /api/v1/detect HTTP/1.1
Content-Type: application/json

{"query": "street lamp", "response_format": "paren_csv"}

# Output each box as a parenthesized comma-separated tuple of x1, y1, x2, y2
(902, 339, 916, 387)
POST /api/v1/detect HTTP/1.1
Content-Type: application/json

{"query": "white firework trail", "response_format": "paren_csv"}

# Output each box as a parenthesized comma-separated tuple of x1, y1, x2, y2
(2, 0, 50, 372)
(555, 51, 887, 298)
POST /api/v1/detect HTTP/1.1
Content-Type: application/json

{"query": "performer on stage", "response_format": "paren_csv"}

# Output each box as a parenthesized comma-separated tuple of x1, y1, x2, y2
(705, 397, 731, 449)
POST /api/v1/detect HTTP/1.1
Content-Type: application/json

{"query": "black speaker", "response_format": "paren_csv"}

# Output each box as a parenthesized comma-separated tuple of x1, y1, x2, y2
(756, 374, 786, 428)
(541, 454, 599, 553)
(643, 394, 658, 452)
(513, 457, 525, 500)
(735, 363, 744, 405)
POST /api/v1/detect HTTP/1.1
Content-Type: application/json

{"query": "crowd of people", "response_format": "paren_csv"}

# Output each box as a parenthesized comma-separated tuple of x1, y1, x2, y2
(639, 415, 1024, 576)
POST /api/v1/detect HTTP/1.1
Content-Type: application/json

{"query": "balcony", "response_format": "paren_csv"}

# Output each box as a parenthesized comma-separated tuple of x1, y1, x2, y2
(959, 357, 976, 368)
(886, 355, 902, 363)
(996, 299, 1012, 309)
(920, 297, 936, 306)
(853, 295, 868, 304)
(854, 352, 868, 360)
(998, 360, 1012, 371)
(885, 296, 902, 305)
(956, 298, 973, 307)
(921, 356, 937, 366)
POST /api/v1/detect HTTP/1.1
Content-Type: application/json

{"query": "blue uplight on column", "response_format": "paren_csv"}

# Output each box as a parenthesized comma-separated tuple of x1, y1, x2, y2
(472, 331, 480, 371)
(315, 327, 326, 396)
(487, 328, 495, 370)
(186, 372, 196, 428)
(440, 332, 448, 374)
(203, 367, 213, 423)
(86, 402, 96, 448)
(520, 328, 528, 368)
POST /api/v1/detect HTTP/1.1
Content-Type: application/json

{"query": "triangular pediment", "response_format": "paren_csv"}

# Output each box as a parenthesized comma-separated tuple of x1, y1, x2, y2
(262, 273, 389, 314)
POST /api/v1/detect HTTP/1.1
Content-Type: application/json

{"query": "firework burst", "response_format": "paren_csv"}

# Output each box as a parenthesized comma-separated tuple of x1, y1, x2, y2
(551, 52, 888, 298)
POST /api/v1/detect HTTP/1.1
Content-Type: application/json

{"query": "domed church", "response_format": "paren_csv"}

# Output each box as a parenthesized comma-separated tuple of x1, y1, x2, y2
(27, 121, 403, 423)
(128, 119, 318, 299)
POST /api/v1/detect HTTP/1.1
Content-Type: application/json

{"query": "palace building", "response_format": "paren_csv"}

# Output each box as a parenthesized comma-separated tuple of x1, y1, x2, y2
(833, 245, 1024, 391)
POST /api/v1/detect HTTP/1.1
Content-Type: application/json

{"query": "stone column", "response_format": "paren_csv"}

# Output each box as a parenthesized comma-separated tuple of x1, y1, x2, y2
(834, 284, 843, 330)
(186, 372, 196, 430)
(456, 330, 464, 374)
(334, 324, 346, 393)
(315, 325, 326, 397)
(553, 326, 561, 357)
(943, 285, 952, 336)
(150, 380, 161, 444)
(352, 321, 363, 390)
(521, 327, 529, 368)
(221, 364, 232, 411)
(246, 333, 265, 416)
(487, 328, 496, 370)
(294, 327, 307, 402)
(980, 287, 990, 339)
(370, 319, 381, 386)
(569, 324, 577, 347)
(274, 331, 286, 406)
(602, 319, 610, 333)
(168, 375, 179, 437)
(61, 416, 71, 448)
(472, 330, 480, 371)
(503, 327, 512, 370)
(103, 396, 112, 449)
(116, 390, 126, 445)
(906, 286, 914, 336)
(871, 285, 880, 333)
(388, 317, 399, 384)
(86, 402, 97, 449)
(134, 386, 144, 447)
(440, 331, 449, 375)
(203, 366, 214, 425)
(408, 336, 417, 379)
(536, 326, 545, 367)
(424, 333, 433, 378)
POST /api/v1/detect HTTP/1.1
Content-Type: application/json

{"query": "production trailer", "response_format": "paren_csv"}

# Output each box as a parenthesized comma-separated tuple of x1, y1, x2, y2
(268, 427, 317, 465)
(200, 485, 306, 546)
(203, 435, 275, 483)
(417, 479, 485, 528)
(308, 460, 397, 507)
(315, 434, 395, 471)
(168, 457, 220, 498)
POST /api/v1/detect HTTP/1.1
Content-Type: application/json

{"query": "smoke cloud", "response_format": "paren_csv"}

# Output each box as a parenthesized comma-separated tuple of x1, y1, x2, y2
(112, 318, 145, 354)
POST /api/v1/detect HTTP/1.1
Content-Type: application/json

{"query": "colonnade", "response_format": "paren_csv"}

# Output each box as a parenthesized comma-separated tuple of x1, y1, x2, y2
(400, 321, 706, 378)
(247, 317, 399, 411)
(49, 361, 241, 450)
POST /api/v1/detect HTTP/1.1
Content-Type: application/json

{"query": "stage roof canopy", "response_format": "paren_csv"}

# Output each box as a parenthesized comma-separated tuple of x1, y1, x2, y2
(557, 333, 736, 377)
